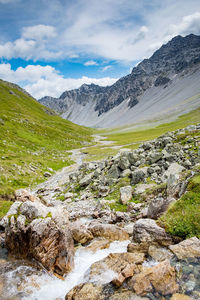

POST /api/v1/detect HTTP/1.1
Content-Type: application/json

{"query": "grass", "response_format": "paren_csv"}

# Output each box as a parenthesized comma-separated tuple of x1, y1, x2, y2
(159, 174, 200, 239)
(0, 200, 13, 219)
(0, 80, 94, 197)
(99, 106, 200, 146)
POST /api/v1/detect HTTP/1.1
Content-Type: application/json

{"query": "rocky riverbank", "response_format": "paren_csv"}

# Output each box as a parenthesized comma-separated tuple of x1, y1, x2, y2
(0, 124, 200, 299)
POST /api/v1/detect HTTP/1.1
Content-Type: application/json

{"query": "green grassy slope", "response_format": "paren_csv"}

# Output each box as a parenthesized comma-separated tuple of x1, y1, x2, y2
(0, 80, 93, 197)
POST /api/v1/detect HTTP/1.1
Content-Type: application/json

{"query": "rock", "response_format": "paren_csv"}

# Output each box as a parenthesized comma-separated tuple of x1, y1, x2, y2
(131, 169, 145, 185)
(44, 171, 51, 177)
(89, 252, 145, 284)
(148, 151, 163, 164)
(127, 242, 149, 255)
(120, 186, 133, 204)
(71, 222, 93, 244)
(118, 156, 130, 170)
(86, 240, 110, 252)
(64, 192, 74, 199)
(169, 237, 200, 259)
(134, 184, 156, 195)
(127, 152, 139, 165)
(129, 259, 179, 295)
(3, 201, 74, 276)
(110, 291, 149, 300)
(15, 189, 39, 202)
(163, 163, 185, 182)
(108, 165, 120, 179)
(66, 283, 103, 300)
(148, 245, 173, 262)
(147, 196, 176, 219)
(89, 223, 129, 241)
(170, 294, 193, 300)
(132, 219, 172, 246)
(79, 173, 94, 187)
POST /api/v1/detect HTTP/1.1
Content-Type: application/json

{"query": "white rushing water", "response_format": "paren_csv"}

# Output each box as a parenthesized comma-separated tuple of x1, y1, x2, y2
(7, 240, 129, 300)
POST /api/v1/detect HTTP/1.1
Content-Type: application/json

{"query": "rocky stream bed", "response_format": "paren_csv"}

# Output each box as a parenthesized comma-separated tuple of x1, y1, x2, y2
(0, 124, 200, 300)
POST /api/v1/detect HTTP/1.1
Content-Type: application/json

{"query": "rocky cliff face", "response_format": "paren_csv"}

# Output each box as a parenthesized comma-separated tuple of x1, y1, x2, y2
(39, 34, 200, 127)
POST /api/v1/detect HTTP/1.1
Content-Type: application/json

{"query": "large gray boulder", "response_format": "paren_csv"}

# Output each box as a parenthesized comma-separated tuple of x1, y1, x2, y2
(120, 186, 133, 204)
(132, 219, 172, 246)
(147, 197, 176, 219)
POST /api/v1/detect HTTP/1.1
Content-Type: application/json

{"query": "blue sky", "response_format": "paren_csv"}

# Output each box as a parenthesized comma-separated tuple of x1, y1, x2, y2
(0, 0, 200, 99)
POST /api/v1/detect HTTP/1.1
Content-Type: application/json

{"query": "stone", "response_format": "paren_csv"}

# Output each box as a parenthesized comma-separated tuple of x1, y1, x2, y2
(112, 273, 125, 286)
(44, 171, 51, 177)
(108, 165, 120, 179)
(110, 291, 149, 300)
(71, 222, 93, 244)
(120, 185, 133, 204)
(131, 169, 145, 185)
(3, 201, 74, 276)
(89, 223, 129, 241)
(148, 151, 163, 164)
(170, 294, 192, 300)
(134, 184, 156, 195)
(163, 163, 185, 182)
(79, 172, 94, 187)
(147, 196, 176, 219)
(132, 219, 172, 246)
(148, 245, 173, 262)
(66, 283, 103, 300)
(118, 156, 130, 170)
(15, 189, 39, 202)
(86, 240, 110, 252)
(89, 252, 145, 283)
(169, 237, 200, 259)
(130, 260, 178, 296)
(127, 152, 139, 165)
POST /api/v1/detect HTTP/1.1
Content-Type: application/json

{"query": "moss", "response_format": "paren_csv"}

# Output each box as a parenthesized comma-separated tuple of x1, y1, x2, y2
(108, 201, 127, 212)
(46, 212, 52, 218)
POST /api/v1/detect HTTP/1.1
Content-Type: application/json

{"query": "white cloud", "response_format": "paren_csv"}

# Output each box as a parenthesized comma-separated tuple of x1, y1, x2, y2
(0, 24, 61, 60)
(22, 25, 57, 40)
(169, 12, 200, 36)
(102, 65, 111, 72)
(0, 0, 15, 3)
(84, 60, 98, 66)
(0, 63, 117, 99)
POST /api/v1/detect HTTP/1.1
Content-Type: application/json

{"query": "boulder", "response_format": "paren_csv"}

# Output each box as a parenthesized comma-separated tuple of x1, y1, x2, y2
(89, 252, 145, 285)
(131, 169, 145, 185)
(70, 222, 93, 244)
(2, 201, 74, 276)
(89, 223, 129, 241)
(147, 196, 176, 219)
(163, 163, 185, 182)
(129, 259, 179, 295)
(118, 156, 130, 170)
(148, 245, 173, 262)
(86, 240, 110, 252)
(15, 189, 39, 202)
(169, 237, 200, 259)
(108, 165, 120, 179)
(148, 151, 163, 164)
(120, 186, 133, 204)
(132, 219, 172, 246)
(79, 172, 94, 187)
(66, 283, 103, 300)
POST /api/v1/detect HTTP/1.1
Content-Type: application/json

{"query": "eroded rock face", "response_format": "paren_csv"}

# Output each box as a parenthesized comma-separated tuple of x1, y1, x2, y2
(147, 196, 176, 219)
(89, 223, 129, 241)
(1, 201, 74, 276)
(132, 219, 172, 246)
(169, 237, 200, 259)
(129, 259, 179, 295)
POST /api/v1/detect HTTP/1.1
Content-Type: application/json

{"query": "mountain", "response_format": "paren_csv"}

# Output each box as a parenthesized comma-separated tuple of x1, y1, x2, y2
(39, 34, 200, 128)
(0, 79, 92, 197)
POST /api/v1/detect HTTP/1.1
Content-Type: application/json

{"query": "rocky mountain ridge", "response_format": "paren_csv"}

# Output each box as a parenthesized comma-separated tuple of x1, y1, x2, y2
(39, 34, 200, 128)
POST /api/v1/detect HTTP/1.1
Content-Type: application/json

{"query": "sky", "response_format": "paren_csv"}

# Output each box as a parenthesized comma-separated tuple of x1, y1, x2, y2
(0, 0, 200, 99)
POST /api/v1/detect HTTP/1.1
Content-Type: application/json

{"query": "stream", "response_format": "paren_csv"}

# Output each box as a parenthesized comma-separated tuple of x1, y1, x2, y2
(0, 240, 129, 300)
